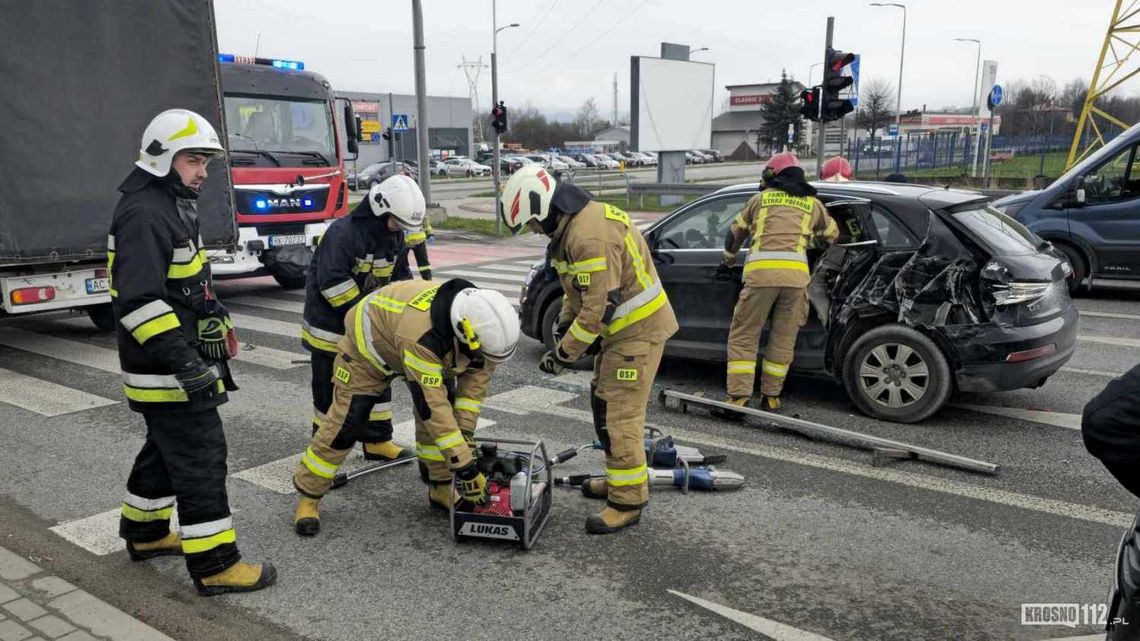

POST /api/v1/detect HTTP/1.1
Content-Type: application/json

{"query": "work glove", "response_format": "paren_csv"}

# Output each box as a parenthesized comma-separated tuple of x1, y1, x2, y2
(197, 314, 237, 361)
(174, 358, 219, 395)
(714, 263, 735, 282)
(454, 461, 488, 505)
(539, 347, 572, 375)
(553, 320, 572, 345)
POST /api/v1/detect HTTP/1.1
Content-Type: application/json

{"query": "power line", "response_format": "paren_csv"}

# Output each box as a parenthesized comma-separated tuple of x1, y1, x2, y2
(559, 0, 650, 62)
(503, 0, 561, 63)
(511, 0, 607, 73)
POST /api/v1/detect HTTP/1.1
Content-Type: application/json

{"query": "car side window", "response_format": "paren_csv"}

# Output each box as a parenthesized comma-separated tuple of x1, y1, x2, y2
(1083, 143, 1140, 204)
(655, 195, 752, 250)
(868, 206, 919, 249)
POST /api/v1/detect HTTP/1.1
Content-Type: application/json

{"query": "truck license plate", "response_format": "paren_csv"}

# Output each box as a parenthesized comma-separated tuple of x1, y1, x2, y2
(85, 278, 110, 294)
(269, 234, 306, 248)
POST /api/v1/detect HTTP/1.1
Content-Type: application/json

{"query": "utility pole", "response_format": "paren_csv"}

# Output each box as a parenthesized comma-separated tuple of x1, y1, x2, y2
(459, 56, 488, 142)
(816, 17, 834, 176)
(388, 92, 397, 173)
(613, 72, 619, 125)
(492, 0, 502, 235)
(412, 0, 431, 206)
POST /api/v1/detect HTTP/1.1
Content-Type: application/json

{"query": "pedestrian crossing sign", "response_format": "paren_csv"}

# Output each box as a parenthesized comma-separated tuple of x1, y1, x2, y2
(392, 113, 410, 133)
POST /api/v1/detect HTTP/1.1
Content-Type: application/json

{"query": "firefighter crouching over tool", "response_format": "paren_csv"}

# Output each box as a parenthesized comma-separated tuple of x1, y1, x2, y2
(720, 152, 838, 412)
(302, 175, 424, 463)
(111, 109, 275, 595)
(500, 165, 678, 535)
(292, 279, 520, 535)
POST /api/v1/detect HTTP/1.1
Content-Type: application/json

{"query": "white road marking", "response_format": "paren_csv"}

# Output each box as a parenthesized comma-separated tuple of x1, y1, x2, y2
(1040, 635, 1109, 641)
(0, 327, 120, 373)
(433, 269, 527, 284)
(511, 259, 542, 266)
(485, 386, 579, 415)
(227, 296, 305, 314)
(1080, 334, 1140, 349)
(51, 508, 180, 556)
(1061, 366, 1123, 378)
(0, 368, 117, 416)
(668, 590, 836, 641)
(468, 281, 524, 296)
(1080, 310, 1140, 321)
(551, 370, 594, 389)
(498, 395, 1134, 529)
(953, 404, 1082, 431)
(471, 264, 533, 273)
(229, 313, 299, 338)
(230, 344, 305, 370)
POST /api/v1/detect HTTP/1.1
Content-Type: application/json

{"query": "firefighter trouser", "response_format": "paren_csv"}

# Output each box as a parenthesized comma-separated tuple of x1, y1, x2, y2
(310, 349, 393, 443)
(119, 410, 240, 579)
(590, 340, 665, 510)
(726, 285, 808, 399)
(410, 378, 465, 486)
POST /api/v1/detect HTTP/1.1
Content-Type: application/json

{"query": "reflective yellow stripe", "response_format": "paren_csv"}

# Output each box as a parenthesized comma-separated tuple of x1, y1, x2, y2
(416, 442, 444, 461)
(406, 231, 427, 244)
(181, 529, 237, 554)
(795, 212, 812, 255)
(328, 283, 361, 308)
(120, 503, 174, 523)
(403, 350, 443, 377)
(762, 359, 789, 378)
(454, 397, 481, 413)
(167, 252, 205, 279)
(435, 430, 465, 451)
(351, 304, 384, 371)
(301, 328, 340, 353)
(130, 312, 181, 344)
(569, 320, 598, 344)
(302, 446, 338, 479)
(167, 115, 199, 141)
(373, 265, 395, 277)
(751, 207, 770, 252)
(623, 233, 652, 290)
(819, 219, 839, 238)
(606, 463, 648, 487)
(733, 212, 748, 229)
(605, 289, 668, 336)
(743, 260, 811, 274)
(727, 360, 756, 374)
(124, 385, 187, 403)
(569, 257, 607, 273)
(369, 409, 393, 421)
(370, 296, 406, 313)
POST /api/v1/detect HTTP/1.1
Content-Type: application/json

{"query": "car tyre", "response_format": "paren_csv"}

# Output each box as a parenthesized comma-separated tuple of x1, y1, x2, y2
(841, 324, 952, 423)
(85, 303, 116, 332)
(1054, 242, 1088, 294)
(541, 296, 593, 371)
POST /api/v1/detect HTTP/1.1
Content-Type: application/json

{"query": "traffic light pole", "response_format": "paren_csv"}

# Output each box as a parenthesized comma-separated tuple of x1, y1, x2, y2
(412, 0, 432, 207)
(492, 31, 501, 235)
(815, 17, 834, 178)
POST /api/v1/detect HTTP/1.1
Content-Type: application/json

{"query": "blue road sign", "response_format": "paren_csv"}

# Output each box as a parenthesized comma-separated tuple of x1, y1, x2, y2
(392, 113, 410, 132)
(987, 85, 1003, 111)
(887, 123, 899, 137)
(849, 54, 861, 107)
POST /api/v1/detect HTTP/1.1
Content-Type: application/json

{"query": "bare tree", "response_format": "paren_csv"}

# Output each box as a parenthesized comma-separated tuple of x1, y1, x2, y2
(574, 98, 602, 138)
(855, 77, 895, 139)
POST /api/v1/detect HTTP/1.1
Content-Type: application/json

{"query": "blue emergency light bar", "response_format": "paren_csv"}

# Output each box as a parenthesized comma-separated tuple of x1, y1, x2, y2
(218, 53, 304, 71)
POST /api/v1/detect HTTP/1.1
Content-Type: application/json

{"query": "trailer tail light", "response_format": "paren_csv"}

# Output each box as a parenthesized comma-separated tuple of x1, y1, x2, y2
(94, 268, 108, 279)
(1006, 344, 1056, 363)
(11, 287, 55, 305)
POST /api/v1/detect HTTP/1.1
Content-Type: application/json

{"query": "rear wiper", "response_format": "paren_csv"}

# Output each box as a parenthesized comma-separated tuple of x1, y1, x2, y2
(231, 149, 281, 167)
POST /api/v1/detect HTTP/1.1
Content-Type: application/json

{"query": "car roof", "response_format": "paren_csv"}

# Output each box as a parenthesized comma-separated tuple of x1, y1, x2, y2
(711, 180, 988, 209)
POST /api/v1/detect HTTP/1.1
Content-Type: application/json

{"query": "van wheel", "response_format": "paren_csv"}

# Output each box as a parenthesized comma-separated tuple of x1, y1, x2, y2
(842, 325, 952, 423)
(1054, 242, 1088, 294)
(85, 303, 116, 332)
(540, 297, 593, 371)
(272, 272, 307, 290)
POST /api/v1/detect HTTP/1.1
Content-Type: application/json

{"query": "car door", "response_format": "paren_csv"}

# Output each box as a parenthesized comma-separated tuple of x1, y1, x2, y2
(1064, 140, 1140, 279)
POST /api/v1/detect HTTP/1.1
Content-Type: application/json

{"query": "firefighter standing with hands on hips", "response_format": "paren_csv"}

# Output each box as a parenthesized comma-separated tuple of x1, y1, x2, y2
(109, 109, 275, 596)
(720, 152, 838, 412)
(301, 175, 423, 464)
(500, 165, 678, 535)
(292, 278, 520, 535)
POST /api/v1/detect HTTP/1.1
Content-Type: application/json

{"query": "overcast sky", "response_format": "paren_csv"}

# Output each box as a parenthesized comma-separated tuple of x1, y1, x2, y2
(216, 0, 1108, 120)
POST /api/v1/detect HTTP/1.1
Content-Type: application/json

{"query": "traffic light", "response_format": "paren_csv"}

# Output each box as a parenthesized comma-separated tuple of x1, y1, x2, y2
(382, 128, 392, 141)
(820, 48, 856, 122)
(799, 86, 821, 121)
(491, 102, 507, 135)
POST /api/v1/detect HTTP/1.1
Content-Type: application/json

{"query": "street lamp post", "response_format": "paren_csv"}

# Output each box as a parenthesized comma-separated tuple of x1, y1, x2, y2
(491, 0, 519, 235)
(1038, 74, 1058, 178)
(954, 37, 982, 177)
(691, 47, 710, 55)
(871, 2, 906, 173)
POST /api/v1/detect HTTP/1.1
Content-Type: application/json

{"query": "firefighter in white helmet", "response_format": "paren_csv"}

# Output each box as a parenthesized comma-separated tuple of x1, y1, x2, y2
(292, 278, 520, 535)
(500, 165, 678, 535)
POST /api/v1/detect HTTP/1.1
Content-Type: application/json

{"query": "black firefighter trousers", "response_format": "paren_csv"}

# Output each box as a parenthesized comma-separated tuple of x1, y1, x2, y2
(118, 410, 240, 579)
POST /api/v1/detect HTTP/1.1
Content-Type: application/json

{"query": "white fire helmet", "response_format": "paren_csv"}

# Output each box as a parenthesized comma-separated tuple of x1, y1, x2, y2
(450, 288, 520, 363)
(370, 175, 426, 231)
(499, 165, 557, 234)
(136, 109, 225, 177)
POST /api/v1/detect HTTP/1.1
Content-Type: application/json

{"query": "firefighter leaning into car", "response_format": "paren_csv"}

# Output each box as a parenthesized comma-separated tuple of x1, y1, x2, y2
(292, 278, 519, 535)
(396, 218, 434, 281)
(820, 156, 853, 182)
(1081, 363, 1140, 637)
(301, 175, 423, 465)
(500, 165, 678, 535)
(110, 109, 275, 596)
(720, 152, 838, 412)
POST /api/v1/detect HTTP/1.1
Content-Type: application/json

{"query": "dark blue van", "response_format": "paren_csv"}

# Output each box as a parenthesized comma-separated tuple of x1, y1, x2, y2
(993, 123, 1140, 291)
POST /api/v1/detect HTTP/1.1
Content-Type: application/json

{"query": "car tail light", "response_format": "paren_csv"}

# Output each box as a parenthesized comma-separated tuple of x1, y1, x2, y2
(1006, 344, 1056, 363)
(11, 287, 55, 305)
(989, 281, 1052, 306)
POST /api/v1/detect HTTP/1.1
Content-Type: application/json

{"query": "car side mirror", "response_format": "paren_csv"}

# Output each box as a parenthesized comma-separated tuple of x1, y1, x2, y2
(1071, 177, 1087, 206)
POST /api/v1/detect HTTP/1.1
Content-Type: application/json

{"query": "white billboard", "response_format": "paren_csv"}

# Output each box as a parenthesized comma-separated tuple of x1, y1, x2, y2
(631, 56, 714, 152)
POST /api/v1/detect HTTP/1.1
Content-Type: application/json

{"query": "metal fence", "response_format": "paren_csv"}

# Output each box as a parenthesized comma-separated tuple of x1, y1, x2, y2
(844, 133, 1077, 179)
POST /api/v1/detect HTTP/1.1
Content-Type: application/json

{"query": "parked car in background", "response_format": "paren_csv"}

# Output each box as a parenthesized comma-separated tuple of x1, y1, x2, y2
(594, 154, 621, 169)
(348, 161, 417, 190)
(699, 149, 725, 162)
(438, 157, 491, 177)
(691, 150, 716, 163)
(519, 181, 1077, 423)
(993, 119, 1140, 292)
(630, 151, 657, 166)
(558, 154, 585, 169)
(685, 151, 703, 164)
(572, 153, 599, 168)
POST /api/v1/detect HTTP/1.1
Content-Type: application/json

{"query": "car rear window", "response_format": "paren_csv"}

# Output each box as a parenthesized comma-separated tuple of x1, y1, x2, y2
(950, 205, 1041, 256)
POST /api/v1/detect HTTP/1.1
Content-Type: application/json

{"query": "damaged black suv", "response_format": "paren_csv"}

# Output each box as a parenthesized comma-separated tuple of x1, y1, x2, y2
(518, 182, 1079, 423)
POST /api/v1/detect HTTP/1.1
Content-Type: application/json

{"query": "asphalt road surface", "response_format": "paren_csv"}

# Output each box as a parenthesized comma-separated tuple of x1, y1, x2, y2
(0, 233, 1136, 641)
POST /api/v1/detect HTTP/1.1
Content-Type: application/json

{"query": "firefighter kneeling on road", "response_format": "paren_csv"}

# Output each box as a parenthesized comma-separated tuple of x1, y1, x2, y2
(292, 278, 519, 535)
(720, 152, 838, 412)
(500, 165, 678, 535)
(302, 175, 423, 464)
(111, 109, 274, 596)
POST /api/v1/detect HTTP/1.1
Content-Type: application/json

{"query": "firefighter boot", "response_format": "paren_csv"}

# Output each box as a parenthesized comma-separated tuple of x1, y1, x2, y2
(710, 396, 749, 420)
(293, 497, 320, 536)
(580, 478, 607, 500)
(126, 532, 182, 561)
(362, 441, 412, 462)
(586, 506, 642, 535)
(194, 562, 278, 597)
(759, 395, 781, 412)
(428, 482, 459, 512)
